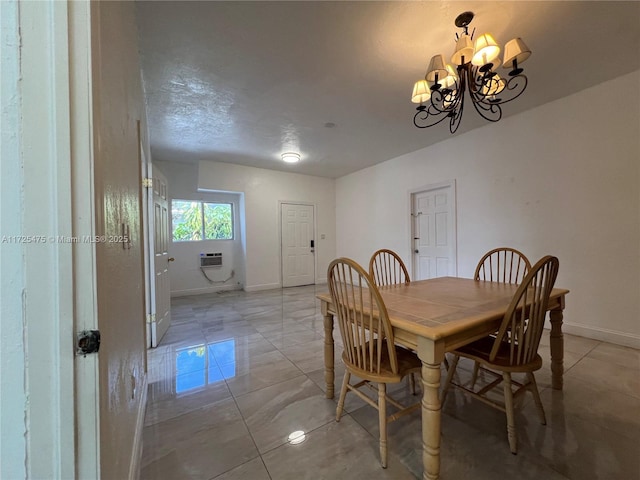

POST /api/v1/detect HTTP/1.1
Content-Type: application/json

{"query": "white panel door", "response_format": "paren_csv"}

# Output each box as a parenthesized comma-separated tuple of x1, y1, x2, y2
(148, 166, 172, 347)
(281, 203, 315, 287)
(412, 183, 456, 280)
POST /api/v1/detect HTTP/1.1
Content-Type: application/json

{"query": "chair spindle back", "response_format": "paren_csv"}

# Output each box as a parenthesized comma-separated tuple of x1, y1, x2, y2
(490, 255, 560, 366)
(328, 258, 398, 375)
(369, 249, 410, 287)
(475, 247, 531, 284)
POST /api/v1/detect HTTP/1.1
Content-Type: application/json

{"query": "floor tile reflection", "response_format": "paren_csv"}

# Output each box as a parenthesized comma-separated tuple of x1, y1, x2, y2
(142, 285, 640, 480)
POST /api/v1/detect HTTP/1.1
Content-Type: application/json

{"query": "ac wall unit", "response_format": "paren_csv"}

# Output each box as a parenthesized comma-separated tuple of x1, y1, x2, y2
(200, 252, 222, 267)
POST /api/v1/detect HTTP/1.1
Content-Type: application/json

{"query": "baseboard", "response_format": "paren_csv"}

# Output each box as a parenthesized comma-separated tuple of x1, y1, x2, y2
(244, 282, 281, 292)
(245, 280, 326, 292)
(173, 281, 324, 295)
(171, 284, 242, 297)
(129, 373, 148, 480)
(556, 322, 640, 349)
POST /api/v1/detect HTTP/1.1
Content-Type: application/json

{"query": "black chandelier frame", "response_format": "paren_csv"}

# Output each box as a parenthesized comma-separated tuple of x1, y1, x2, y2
(413, 13, 529, 134)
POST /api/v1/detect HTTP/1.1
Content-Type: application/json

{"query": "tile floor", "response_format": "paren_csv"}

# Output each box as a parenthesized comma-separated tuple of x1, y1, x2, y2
(141, 285, 640, 480)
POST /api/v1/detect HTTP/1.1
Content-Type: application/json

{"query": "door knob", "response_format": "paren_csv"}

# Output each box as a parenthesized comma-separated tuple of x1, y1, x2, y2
(168, 257, 175, 262)
(414, 250, 419, 254)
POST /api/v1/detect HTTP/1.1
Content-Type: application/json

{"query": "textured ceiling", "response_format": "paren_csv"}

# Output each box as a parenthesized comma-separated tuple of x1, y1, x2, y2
(136, 1, 640, 178)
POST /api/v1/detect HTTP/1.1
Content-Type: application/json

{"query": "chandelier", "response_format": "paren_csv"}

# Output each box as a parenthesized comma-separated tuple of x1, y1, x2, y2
(411, 11, 531, 134)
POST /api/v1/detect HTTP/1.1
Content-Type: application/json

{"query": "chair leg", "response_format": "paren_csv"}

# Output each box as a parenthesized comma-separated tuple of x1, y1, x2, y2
(527, 372, 547, 425)
(502, 372, 517, 454)
(378, 383, 388, 468)
(440, 355, 460, 404)
(409, 373, 416, 395)
(471, 361, 480, 387)
(443, 355, 450, 370)
(336, 371, 350, 422)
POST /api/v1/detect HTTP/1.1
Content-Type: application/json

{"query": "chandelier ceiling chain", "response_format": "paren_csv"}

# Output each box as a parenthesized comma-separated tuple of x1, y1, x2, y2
(411, 11, 531, 134)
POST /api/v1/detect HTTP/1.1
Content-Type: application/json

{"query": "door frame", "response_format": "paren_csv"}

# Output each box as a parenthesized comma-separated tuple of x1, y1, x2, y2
(72, 2, 101, 477)
(278, 200, 317, 288)
(408, 180, 458, 279)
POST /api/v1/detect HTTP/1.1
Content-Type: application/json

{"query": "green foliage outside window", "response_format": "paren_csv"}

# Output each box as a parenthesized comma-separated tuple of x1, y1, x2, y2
(172, 200, 233, 242)
(204, 203, 233, 239)
(172, 200, 203, 241)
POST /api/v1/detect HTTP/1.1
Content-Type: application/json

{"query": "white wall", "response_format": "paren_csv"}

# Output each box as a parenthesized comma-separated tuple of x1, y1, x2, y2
(155, 161, 245, 295)
(336, 70, 640, 348)
(198, 161, 336, 291)
(1, 2, 30, 476)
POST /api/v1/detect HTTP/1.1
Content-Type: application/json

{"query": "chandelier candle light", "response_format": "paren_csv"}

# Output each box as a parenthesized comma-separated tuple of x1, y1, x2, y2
(411, 11, 531, 133)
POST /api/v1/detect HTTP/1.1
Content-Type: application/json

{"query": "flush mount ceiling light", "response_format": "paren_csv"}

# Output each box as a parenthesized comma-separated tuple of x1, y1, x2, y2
(411, 11, 531, 134)
(281, 152, 301, 164)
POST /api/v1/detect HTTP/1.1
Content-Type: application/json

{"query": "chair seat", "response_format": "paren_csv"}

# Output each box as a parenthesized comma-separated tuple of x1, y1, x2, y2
(343, 340, 421, 383)
(454, 336, 543, 373)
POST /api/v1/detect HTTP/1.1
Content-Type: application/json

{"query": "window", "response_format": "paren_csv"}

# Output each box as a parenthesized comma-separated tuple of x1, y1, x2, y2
(172, 200, 233, 241)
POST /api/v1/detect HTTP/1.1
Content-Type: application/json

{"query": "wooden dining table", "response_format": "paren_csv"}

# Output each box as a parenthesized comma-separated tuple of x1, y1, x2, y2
(316, 276, 569, 480)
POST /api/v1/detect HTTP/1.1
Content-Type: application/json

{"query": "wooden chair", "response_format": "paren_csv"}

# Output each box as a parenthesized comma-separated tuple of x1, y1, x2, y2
(369, 249, 410, 287)
(474, 247, 531, 284)
(328, 258, 421, 468)
(441, 255, 560, 454)
(471, 247, 532, 383)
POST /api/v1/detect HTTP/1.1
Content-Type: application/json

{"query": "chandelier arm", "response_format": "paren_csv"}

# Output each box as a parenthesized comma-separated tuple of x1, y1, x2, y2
(430, 88, 459, 114)
(490, 74, 528, 106)
(470, 94, 503, 122)
(471, 71, 528, 106)
(468, 80, 501, 122)
(413, 85, 462, 128)
(467, 69, 527, 122)
(449, 102, 464, 133)
(413, 106, 453, 129)
(447, 68, 467, 133)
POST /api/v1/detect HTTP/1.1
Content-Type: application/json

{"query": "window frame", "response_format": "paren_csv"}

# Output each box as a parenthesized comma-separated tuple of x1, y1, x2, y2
(171, 199, 234, 242)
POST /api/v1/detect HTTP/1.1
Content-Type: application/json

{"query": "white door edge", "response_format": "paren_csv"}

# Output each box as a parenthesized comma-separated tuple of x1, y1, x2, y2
(149, 166, 171, 346)
(146, 162, 158, 347)
(140, 136, 153, 349)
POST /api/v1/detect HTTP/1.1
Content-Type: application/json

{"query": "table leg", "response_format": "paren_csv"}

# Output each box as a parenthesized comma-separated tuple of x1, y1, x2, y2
(549, 307, 564, 390)
(418, 338, 443, 480)
(323, 309, 335, 399)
